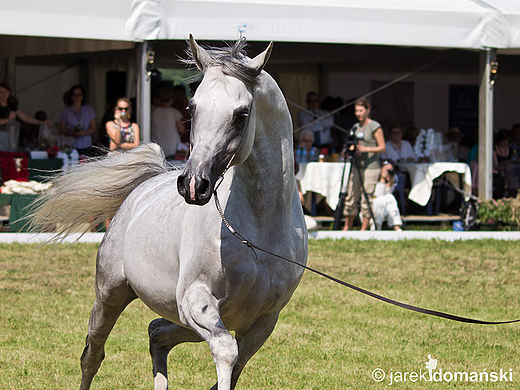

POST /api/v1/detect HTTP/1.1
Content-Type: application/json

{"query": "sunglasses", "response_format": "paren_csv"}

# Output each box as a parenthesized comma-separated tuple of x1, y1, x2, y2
(117, 106, 129, 111)
(307, 99, 319, 103)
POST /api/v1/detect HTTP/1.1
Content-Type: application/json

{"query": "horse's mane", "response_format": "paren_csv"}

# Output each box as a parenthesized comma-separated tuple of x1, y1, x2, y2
(183, 38, 260, 89)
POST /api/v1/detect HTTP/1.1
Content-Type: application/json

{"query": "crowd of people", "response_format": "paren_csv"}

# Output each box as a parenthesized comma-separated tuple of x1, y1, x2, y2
(295, 90, 520, 231)
(0, 82, 192, 160)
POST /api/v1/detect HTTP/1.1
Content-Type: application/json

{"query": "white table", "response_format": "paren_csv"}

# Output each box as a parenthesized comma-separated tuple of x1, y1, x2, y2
(296, 162, 351, 211)
(398, 162, 472, 206)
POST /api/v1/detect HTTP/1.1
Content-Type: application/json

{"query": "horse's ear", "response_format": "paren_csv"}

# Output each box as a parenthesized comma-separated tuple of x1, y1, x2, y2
(247, 41, 274, 74)
(189, 34, 212, 72)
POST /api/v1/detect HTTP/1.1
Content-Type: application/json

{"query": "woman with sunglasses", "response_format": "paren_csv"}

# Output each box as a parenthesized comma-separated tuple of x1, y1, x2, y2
(59, 85, 97, 156)
(106, 98, 140, 151)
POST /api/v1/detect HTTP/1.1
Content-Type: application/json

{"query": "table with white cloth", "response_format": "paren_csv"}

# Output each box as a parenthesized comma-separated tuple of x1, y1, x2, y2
(296, 162, 351, 214)
(397, 162, 472, 207)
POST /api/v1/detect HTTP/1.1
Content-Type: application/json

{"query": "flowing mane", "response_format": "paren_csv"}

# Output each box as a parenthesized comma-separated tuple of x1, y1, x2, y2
(183, 38, 260, 88)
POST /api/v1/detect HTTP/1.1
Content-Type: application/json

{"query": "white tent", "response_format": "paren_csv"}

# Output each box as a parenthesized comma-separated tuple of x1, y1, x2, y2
(3, 0, 520, 51)
(3, 0, 520, 198)
(126, 0, 515, 50)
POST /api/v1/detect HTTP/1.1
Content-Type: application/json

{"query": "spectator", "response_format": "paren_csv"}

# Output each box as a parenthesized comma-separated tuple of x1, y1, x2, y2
(105, 98, 140, 151)
(295, 129, 319, 163)
(446, 126, 468, 162)
(0, 82, 52, 151)
(342, 98, 386, 231)
(151, 87, 185, 159)
(372, 160, 403, 231)
(59, 84, 97, 156)
(297, 91, 333, 150)
(493, 129, 512, 198)
(381, 124, 416, 163)
(509, 123, 520, 161)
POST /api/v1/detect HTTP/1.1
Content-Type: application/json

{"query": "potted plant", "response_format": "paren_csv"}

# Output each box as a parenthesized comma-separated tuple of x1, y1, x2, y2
(501, 194, 520, 230)
(477, 197, 510, 230)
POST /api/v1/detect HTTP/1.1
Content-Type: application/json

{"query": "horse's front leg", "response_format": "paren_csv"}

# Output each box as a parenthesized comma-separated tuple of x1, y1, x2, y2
(229, 311, 280, 389)
(180, 283, 238, 390)
(148, 318, 203, 390)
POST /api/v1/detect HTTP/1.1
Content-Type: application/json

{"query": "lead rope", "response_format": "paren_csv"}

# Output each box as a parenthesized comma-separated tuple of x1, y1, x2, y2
(212, 188, 520, 325)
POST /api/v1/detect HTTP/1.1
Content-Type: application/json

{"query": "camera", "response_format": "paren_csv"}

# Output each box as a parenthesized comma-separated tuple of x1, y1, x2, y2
(345, 127, 364, 146)
(341, 128, 365, 155)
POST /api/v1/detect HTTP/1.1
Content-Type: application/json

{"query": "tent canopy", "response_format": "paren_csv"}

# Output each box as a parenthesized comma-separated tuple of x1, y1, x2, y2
(127, 0, 513, 50)
(2, 0, 520, 51)
(0, 0, 520, 49)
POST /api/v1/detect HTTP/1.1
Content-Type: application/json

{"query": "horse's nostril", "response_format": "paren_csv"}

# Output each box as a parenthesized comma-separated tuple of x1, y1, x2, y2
(177, 175, 187, 197)
(199, 178, 210, 197)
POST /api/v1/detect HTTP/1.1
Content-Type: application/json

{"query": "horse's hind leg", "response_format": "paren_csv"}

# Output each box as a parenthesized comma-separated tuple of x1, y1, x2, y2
(148, 318, 203, 390)
(181, 283, 238, 390)
(79, 274, 137, 390)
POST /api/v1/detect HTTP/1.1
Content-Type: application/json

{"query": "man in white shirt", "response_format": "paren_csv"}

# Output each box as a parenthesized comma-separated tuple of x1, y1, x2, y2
(297, 91, 333, 149)
(381, 124, 416, 163)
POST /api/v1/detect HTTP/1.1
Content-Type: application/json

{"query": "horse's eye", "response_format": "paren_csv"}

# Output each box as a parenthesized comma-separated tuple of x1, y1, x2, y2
(234, 107, 249, 123)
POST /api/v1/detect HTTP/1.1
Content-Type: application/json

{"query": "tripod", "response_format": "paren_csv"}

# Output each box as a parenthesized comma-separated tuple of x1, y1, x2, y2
(332, 145, 379, 230)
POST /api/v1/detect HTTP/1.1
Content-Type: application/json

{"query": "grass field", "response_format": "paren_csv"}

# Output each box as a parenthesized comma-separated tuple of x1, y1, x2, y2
(1, 239, 519, 389)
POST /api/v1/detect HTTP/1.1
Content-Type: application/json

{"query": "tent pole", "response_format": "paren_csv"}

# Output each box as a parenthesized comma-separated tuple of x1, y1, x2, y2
(478, 48, 495, 200)
(137, 41, 152, 143)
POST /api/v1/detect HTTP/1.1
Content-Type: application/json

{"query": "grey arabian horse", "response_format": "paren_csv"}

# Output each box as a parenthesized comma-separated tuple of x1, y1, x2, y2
(30, 35, 307, 389)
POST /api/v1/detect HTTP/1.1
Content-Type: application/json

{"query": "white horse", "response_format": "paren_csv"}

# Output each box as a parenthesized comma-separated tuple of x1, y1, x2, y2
(31, 35, 308, 390)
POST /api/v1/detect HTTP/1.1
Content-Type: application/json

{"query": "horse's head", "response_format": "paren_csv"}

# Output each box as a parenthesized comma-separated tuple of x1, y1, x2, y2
(178, 35, 273, 205)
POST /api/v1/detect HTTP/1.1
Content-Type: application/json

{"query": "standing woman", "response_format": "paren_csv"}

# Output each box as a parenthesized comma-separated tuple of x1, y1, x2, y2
(0, 82, 52, 151)
(342, 98, 386, 231)
(105, 98, 140, 151)
(59, 85, 96, 156)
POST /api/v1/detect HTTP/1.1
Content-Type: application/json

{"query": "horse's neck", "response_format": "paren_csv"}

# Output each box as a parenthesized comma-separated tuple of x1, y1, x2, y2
(235, 74, 295, 218)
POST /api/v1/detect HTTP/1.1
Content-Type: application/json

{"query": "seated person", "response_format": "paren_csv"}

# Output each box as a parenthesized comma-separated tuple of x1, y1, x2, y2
(371, 160, 403, 231)
(295, 129, 319, 163)
(297, 91, 333, 149)
(381, 124, 416, 163)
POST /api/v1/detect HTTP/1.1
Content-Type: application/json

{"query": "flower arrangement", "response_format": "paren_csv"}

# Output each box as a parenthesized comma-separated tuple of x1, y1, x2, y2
(477, 197, 515, 225)
(413, 128, 440, 160)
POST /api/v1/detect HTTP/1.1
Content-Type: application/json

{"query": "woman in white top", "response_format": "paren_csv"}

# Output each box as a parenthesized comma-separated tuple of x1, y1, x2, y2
(151, 87, 185, 158)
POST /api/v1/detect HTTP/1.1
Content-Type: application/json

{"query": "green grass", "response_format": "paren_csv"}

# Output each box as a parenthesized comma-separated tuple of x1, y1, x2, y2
(1, 240, 519, 389)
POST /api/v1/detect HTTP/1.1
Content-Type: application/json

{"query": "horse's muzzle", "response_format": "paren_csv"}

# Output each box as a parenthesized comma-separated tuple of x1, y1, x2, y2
(177, 171, 213, 205)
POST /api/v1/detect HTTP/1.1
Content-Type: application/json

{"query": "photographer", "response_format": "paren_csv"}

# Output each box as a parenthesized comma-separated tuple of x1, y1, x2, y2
(342, 98, 386, 231)
(372, 160, 403, 231)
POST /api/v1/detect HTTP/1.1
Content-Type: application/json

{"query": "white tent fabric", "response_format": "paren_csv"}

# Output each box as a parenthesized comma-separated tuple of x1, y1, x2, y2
(124, 0, 519, 50)
(1, 0, 132, 41)
(1, 0, 520, 51)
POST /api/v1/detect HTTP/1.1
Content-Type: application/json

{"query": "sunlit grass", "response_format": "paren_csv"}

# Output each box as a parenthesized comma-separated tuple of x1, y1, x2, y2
(1, 240, 519, 389)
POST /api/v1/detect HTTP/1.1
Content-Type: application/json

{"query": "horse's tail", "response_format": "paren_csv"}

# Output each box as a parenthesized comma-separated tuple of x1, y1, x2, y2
(28, 143, 170, 236)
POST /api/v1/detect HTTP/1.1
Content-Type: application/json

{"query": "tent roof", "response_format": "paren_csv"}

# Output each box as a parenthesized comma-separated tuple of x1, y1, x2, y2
(2, 0, 520, 51)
